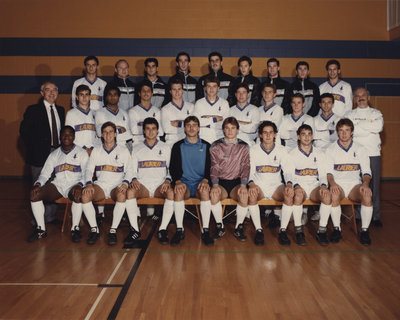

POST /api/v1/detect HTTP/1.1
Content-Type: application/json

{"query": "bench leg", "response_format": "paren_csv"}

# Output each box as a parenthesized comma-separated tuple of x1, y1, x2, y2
(194, 205, 203, 233)
(61, 201, 70, 233)
(351, 205, 358, 236)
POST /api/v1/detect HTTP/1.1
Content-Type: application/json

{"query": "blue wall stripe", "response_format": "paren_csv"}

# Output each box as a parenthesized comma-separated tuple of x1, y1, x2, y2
(1, 38, 400, 59)
(1, 76, 399, 96)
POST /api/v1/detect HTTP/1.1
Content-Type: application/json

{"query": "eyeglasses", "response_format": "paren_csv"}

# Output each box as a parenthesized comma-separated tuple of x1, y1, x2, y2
(43, 88, 58, 93)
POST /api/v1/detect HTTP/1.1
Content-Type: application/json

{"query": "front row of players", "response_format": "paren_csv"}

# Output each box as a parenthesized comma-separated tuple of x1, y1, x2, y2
(28, 115, 374, 247)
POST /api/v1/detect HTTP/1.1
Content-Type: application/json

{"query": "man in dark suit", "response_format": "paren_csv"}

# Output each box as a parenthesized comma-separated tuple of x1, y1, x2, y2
(20, 81, 65, 224)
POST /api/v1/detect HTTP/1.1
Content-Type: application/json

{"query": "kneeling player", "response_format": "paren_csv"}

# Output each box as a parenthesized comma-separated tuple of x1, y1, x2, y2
(290, 124, 331, 246)
(126, 118, 174, 245)
(28, 126, 89, 243)
(326, 118, 373, 245)
(248, 121, 294, 245)
(82, 121, 134, 245)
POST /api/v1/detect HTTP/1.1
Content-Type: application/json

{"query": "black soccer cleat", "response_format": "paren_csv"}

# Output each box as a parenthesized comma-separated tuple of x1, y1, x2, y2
(330, 228, 342, 243)
(234, 224, 247, 242)
(107, 229, 118, 246)
(87, 228, 100, 245)
(213, 223, 226, 240)
(360, 230, 371, 245)
(295, 232, 307, 246)
(316, 232, 329, 246)
(201, 229, 214, 246)
(170, 228, 185, 246)
(267, 213, 280, 229)
(71, 226, 82, 243)
(278, 230, 291, 246)
(157, 229, 169, 244)
(254, 229, 264, 246)
(124, 227, 141, 246)
(27, 228, 47, 243)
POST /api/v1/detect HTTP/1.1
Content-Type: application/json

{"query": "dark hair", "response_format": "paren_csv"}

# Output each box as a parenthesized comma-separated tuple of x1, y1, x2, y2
(291, 93, 305, 103)
(84, 56, 99, 65)
(176, 52, 191, 63)
(101, 121, 117, 144)
(235, 83, 249, 93)
(104, 84, 121, 104)
(222, 117, 239, 130)
(208, 51, 222, 62)
(143, 117, 159, 132)
(204, 76, 220, 87)
(237, 56, 253, 76)
(267, 58, 280, 67)
(261, 82, 277, 93)
(139, 80, 153, 93)
(326, 59, 340, 70)
(184, 115, 200, 127)
(297, 124, 313, 135)
(60, 125, 75, 135)
(258, 121, 278, 135)
(114, 59, 129, 69)
(320, 93, 334, 103)
(145, 57, 159, 67)
(169, 77, 184, 89)
(336, 118, 354, 133)
(296, 61, 309, 70)
(75, 84, 91, 96)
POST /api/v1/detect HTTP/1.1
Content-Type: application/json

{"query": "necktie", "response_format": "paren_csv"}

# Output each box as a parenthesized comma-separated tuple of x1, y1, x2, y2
(50, 105, 58, 147)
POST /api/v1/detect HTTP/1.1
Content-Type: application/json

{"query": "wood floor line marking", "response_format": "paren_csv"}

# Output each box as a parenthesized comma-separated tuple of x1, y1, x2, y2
(0, 282, 99, 286)
(146, 249, 400, 254)
(0, 248, 137, 253)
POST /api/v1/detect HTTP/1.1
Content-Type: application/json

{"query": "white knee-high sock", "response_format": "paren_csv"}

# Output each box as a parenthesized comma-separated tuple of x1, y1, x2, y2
(248, 204, 261, 230)
(235, 205, 248, 228)
(280, 204, 292, 230)
(174, 201, 185, 229)
(110, 201, 126, 230)
(361, 205, 373, 230)
(126, 198, 140, 231)
(200, 200, 211, 229)
(159, 199, 174, 230)
(211, 202, 223, 225)
(292, 205, 303, 227)
(82, 202, 97, 229)
(71, 202, 82, 230)
(274, 209, 282, 220)
(97, 205, 105, 215)
(31, 201, 45, 230)
(318, 203, 332, 228)
(331, 205, 342, 230)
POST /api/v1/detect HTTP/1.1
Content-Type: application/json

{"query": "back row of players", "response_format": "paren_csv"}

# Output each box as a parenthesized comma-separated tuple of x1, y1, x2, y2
(28, 72, 382, 247)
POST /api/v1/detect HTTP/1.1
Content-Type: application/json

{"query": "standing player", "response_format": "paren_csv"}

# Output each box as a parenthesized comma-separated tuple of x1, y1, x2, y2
(193, 76, 230, 144)
(210, 117, 250, 241)
(259, 83, 284, 129)
(28, 126, 89, 243)
(71, 56, 107, 111)
(248, 121, 294, 246)
(169, 116, 213, 246)
(82, 122, 134, 246)
(326, 118, 373, 245)
(161, 78, 194, 146)
(319, 60, 352, 117)
(260, 58, 290, 107)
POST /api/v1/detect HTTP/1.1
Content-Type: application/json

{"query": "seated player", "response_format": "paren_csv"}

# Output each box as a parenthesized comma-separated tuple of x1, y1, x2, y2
(161, 78, 194, 146)
(28, 126, 89, 243)
(326, 118, 373, 245)
(193, 76, 230, 144)
(210, 117, 250, 241)
(289, 124, 331, 246)
(169, 116, 213, 246)
(65, 85, 98, 154)
(82, 122, 134, 246)
(125, 118, 174, 245)
(248, 121, 294, 246)
(259, 83, 283, 129)
(229, 83, 259, 146)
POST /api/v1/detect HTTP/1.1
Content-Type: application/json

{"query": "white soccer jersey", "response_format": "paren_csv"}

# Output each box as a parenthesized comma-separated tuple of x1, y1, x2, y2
(313, 113, 341, 151)
(249, 143, 293, 188)
(128, 104, 164, 144)
(65, 106, 98, 149)
(230, 104, 260, 145)
(289, 146, 328, 189)
(193, 97, 230, 144)
(161, 101, 194, 145)
(85, 144, 133, 187)
(131, 140, 171, 189)
(259, 103, 284, 129)
(319, 80, 352, 117)
(326, 140, 371, 186)
(36, 145, 89, 197)
(344, 106, 384, 157)
(71, 77, 107, 111)
(95, 107, 133, 143)
(279, 113, 314, 150)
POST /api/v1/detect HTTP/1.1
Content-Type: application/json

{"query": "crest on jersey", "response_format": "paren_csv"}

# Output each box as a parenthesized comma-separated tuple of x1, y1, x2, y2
(340, 86, 343, 91)
(314, 157, 317, 163)
(115, 155, 119, 160)
(187, 110, 190, 115)
(73, 154, 77, 159)
(123, 116, 126, 121)
(274, 156, 277, 162)
(159, 150, 162, 156)
(153, 113, 156, 117)
(98, 87, 101, 91)
(218, 106, 221, 111)
(246, 111, 249, 117)
(353, 152, 356, 158)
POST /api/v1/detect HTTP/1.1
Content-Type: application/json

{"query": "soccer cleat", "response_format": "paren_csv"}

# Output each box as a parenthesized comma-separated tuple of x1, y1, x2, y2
(157, 229, 169, 244)
(234, 224, 247, 242)
(329, 228, 342, 243)
(360, 230, 371, 245)
(295, 232, 307, 246)
(254, 229, 264, 246)
(278, 230, 291, 245)
(201, 230, 214, 246)
(311, 211, 320, 221)
(71, 226, 82, 243)
(170, 229, 185, 246)
(123, 227, 141, 246)
(96, 214, 104, 227)
(87, 228, 100, 245)
(27, 228, 47, 243)
(267, 213, 280, 229)
(316, 232, 329, 246)
(213, 223, 226, 239)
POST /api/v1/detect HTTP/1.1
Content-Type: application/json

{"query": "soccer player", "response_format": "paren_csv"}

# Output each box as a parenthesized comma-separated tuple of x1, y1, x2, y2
(193, 76, 230, 144)
(289, 124, 331, 246)
(27, 126, 89, 243)
(326, 118, 373, 245)
(82, 122, 134, 246)
(319, 60, 353, 117)
(260, 58, 290, 107)
(229, 83, 259, 146)
(169, 116, 213, 246)
(248, 121, 294, 246)
(227, 56, 260, 106)
(71, 56, 107, 111)
(65, 84, 98, 154)
(259, 83, 284, 129)
(161, 78, 194, 146)
(210, 117, 250, 241)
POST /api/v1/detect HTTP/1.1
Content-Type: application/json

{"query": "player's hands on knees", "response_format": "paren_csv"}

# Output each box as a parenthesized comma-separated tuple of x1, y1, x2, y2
(248, 183, 258, 199)
(117, 182, 128, 194)
(31, 184, 41, 198)
(83, 184, 94, 195)
(174, 181, 186, 195)
(198, 179, 210, 193)
(71, 185, 83, 202)
(238, 184, 248, 198)
(211, 185, 221, 198)
(319, 185, 330, 199)
(330, 182, 341, 195)
(130, 179, 141, 190)
(284, 183, 294, 197)
(160, 180, 171, 194)
(360, 184, 372, 197)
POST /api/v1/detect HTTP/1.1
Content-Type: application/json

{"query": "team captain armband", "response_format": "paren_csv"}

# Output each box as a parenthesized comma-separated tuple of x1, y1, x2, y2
(74, 123, 95, 132)
(295, 168, 318, 176)
(55, 163, 82, 173)
(138, 160, 166, 168)
(90, 95, 103, 101)
(334, 164, 360, 171)
(332, 94, 346, 103)
(256, 165, 281, 173)
(95, 165, 124, 172)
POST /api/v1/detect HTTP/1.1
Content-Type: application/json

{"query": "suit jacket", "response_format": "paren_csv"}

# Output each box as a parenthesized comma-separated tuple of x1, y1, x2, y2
(20, 99, 65, 167)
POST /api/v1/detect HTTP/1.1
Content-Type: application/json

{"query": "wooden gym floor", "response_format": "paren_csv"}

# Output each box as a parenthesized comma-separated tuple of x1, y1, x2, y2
(0, 179, 399, 319)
